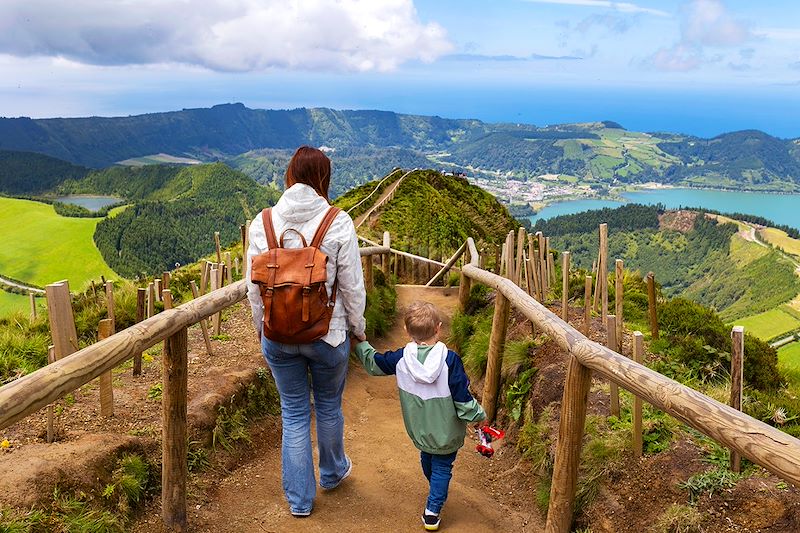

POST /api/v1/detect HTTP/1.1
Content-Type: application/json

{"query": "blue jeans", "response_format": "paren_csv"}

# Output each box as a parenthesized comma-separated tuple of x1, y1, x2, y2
(420, 450, 458, 514)
(261, 337, 351, 515)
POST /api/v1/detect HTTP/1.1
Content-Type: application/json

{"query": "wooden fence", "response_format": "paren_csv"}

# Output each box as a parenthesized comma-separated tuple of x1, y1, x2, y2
(0, 241, 393, 531)
(457, 236, 800, 533)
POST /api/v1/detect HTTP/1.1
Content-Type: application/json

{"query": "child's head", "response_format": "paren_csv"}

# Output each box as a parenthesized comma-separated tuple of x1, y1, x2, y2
(403, 300, 442, 344)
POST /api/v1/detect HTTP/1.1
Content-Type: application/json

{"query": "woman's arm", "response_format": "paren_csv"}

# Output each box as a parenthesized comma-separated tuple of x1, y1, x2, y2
(335, 215, 367, 340)
(246, 216, 265, 337)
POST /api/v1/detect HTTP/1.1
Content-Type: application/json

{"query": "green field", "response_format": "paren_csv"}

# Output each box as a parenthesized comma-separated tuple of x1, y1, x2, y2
(735, 307, 800, 341)
(760, 227, 800, 258)
(0, 291, 31, 316)
(0, 197, 119, 289)
(779, 342, 800, 391)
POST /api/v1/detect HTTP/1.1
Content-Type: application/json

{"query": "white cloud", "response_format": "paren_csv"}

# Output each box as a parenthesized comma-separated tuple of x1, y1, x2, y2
(645, 0, 750, 72)
(681, 0, 750, 46)
(522, 0, 670, 17)
(0, 0, 452, 72)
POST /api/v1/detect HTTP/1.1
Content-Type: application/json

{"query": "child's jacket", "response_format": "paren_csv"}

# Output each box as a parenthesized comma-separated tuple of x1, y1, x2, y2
(355, 340, 486, 455)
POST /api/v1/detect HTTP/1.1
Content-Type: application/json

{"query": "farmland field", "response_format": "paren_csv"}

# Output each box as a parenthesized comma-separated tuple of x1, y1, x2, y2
(760, 227, 800, 258)
(0, 197, 118, 289)
(735, 307, 800, 341)
(0, 291, 30, 316)
(779, 342, 800, 390)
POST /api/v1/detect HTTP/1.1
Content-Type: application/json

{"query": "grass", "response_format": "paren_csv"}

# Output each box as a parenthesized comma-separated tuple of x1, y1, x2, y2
(734, 307, 800, 341)
(0, 291, 31, 316)
(0, 197, 118, 289)
(652, 504, 704, 533)
(760, 227, 800, 258)
(778, 343, 800, 389)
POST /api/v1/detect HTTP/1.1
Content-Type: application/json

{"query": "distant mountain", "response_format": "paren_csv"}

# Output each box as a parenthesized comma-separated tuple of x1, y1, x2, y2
(1, 104, 799, 193)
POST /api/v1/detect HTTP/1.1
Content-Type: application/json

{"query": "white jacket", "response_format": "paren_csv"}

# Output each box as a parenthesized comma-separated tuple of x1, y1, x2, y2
(246, 183, 367, 346)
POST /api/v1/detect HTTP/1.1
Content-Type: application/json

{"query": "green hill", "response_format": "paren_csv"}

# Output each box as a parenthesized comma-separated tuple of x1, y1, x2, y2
(93, 163, 280, 277)
(337, 169, 518, 259)
(540, 205, 800, 321)
(0, 150, 89, 194)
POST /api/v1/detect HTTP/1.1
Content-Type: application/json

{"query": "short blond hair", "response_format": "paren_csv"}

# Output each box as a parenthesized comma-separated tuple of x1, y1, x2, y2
(404, 300, 442, 342)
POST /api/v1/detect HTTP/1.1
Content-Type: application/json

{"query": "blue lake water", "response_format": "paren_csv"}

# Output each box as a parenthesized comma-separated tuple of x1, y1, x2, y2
(54, 195, 121, 211)
(529, 188, 800, 231)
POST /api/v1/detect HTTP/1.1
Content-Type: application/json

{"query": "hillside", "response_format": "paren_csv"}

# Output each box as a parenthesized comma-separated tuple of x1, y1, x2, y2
(0, 150, 89, 195)
(337, 169, 519, 258)
(2, 104, 799, 193)
(92, 163, 279, 277)
(539, 205, 800, 321)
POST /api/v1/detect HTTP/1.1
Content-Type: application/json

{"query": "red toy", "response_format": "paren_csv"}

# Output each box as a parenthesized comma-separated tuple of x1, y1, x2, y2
(475, 425, 505, 458)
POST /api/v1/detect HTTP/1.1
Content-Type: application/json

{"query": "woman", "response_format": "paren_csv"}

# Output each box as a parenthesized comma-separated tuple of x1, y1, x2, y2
(246, 146, 367, 517)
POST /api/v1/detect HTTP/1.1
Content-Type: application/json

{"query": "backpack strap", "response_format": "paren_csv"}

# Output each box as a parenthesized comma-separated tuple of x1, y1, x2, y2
(310, 207, 342, 249)
(261, 208, 279, 249)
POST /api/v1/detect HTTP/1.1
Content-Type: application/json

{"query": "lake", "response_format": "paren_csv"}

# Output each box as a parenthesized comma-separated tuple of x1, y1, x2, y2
(54, 195, 121, 211)
(529, 188, 800, 231)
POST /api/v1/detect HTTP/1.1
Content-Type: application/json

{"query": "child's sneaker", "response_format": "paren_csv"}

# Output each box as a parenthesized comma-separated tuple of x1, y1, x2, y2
(422, 511, 440, 531)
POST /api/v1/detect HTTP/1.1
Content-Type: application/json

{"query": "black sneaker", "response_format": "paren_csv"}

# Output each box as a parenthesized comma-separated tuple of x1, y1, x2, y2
(422, 512, 440, 531)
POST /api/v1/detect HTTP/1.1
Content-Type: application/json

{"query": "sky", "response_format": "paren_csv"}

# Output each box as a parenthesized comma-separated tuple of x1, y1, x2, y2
(0, 0, 798, 137)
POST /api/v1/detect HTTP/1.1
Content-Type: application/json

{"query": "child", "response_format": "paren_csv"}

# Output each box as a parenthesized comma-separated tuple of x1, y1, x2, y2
(354, 300, 486, 531)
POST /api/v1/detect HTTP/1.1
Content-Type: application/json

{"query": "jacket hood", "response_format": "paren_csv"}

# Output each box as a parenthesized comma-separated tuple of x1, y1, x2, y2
(402, 342, 447, 384)
(274, 183, 331, 224)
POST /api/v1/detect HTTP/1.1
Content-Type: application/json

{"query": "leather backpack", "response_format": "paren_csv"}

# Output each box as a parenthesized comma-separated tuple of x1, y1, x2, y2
(250, 206, 341, 344)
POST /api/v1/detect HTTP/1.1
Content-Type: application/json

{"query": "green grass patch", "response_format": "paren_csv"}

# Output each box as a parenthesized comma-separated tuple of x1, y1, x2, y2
(0, 292, 31, 316)
(778, 343, 800, 390)
(735, 307, 800, 341)
(0, 197, 118, 289)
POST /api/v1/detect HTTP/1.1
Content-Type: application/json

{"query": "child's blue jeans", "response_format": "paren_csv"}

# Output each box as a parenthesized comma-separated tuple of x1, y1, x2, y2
(420, 450, 458, 514)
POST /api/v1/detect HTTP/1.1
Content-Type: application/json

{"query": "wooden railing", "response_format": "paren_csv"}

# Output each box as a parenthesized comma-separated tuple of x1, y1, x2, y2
(457, 237, 800, 533)
(0, 242, 391, 531)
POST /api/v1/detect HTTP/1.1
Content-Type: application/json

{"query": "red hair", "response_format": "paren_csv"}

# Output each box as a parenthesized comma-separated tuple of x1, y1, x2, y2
(285, 146, 331, 201)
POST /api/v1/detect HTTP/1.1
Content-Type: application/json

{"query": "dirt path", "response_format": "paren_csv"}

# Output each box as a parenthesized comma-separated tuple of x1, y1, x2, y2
(353, 169, 413, 228)
(175, 285, 541, 533)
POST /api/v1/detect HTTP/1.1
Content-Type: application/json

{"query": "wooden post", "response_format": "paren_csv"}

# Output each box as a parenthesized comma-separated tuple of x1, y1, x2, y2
(482, 241, 513, 422)
(210, 268, 220, 335)
(538, 232, 548, 299)
(225, 252, 232, 285)
(633, 331, 644, 458)
(147, 282, 156, 318)
(214, 231, 222, 264)
(529, 235, 541, 301)
(162, 326, 188, 531)
(584, 275, 592, 337)
(562, 251, 570, 322)
(499, 242, 507, 279)
(244, 221, 250, 263)
(45, 281, 79, 360)
(98, 319, 114, 417)
(46, 345, 55, 443)
(154, 278, 162, 302)
(607, 314, 620, 418)
(615, 259, 623, 353)
(393, 252, 399, 278)
(363, 256, 374, 291)
(383, 232, 391, 277)
(234, 256, 240, 276)
(515, 227, 526, 286)
(105, 281, 115, 331)
(134, 288, 146, 376)
(162, 289, 173, 310)
(458, 269, 472, 313)
(200, 261, 210, 295)
(730, 325, 744, 473)
(29, 293, 37, 320)
(547, 237, 556, 285)
(240, 224, 247, 258)
(190, 281, 214, 356)
(647, 272, 659, 339)
(482, 292, 510, 422)
(599, 223, 608, 329)
(545, 354, 592, 533)
(162, 272, 171, 291)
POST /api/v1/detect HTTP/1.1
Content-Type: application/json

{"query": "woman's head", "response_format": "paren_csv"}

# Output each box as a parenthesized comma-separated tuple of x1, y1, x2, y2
(285, 146, 331, 201)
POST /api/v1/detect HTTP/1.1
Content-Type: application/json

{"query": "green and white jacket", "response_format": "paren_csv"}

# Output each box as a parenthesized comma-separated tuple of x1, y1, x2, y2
(355, 340, 486, 455)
